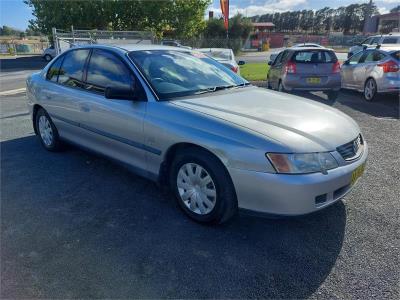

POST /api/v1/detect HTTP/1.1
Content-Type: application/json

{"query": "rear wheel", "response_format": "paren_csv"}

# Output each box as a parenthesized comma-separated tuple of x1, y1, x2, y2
(364, 78, 377, 101)
(44, 54, 52, 62)
(169, 148, 237, 224)
(267, 78, 272, 89)
(35, 108, 62, 151)
(278, 80, 286, 93)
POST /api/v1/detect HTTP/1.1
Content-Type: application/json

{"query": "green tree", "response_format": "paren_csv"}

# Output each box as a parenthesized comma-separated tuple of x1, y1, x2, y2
(24, 0, 210, 39)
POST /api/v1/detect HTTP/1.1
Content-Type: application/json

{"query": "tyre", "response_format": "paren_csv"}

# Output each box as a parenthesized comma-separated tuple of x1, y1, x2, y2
(44, 54, 52, 62)
(35, 108, 62, 151)
(364, 78, 377, 101)
(267, 78, 272, 89)
(278, 80, 286, 93)
(169, 147, 237, 224)
(326, 90, 339, 101)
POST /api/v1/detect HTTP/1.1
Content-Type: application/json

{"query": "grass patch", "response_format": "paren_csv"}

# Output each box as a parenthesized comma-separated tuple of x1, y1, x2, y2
(240, 63, 269, 81)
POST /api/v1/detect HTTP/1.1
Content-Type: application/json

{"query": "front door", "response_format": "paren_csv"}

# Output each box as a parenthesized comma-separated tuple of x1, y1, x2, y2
(78, 49, 148, 172)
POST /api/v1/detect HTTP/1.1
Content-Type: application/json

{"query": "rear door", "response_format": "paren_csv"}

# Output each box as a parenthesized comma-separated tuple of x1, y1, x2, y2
(40, 49, 90, 138)
(78, 49, 148, 171)
(341, 51, 365, 89)
(354, 50, 387, 90)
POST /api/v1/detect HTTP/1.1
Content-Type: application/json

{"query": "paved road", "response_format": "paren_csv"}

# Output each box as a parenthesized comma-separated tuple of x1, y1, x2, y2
(1, 65, 399, 298)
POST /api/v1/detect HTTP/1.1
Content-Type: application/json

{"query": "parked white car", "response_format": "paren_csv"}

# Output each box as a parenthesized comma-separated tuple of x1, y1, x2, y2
(42, 46, 57, 61)
(197, 48, 244, 75)
(348, 33, 400, 58)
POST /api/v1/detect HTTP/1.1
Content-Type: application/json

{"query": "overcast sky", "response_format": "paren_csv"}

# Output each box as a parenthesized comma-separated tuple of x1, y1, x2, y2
(0, 0, 398, 30)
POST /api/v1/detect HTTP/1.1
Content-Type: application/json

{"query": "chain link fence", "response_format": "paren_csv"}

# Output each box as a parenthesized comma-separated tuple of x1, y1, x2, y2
(0, 40, 49, 55)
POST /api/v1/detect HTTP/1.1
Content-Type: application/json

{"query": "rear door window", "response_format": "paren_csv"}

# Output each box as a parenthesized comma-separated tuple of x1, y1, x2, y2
(292, 50, 337, 63)
(58, 49, 90, 88)
(370, 37, 380, 45)
(363, 51, 386, 63)
(382, 37, 400, 44)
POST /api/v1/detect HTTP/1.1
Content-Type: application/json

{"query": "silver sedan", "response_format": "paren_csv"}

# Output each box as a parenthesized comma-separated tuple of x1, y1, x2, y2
(341, 48, 400, 101)
(26, 44, 368, 224)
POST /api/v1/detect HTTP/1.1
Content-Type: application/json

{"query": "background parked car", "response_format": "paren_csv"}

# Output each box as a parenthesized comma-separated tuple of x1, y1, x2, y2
(348, 33, 400, 58)
(267, 47, 341, 100)
(197, 48, 244, 74)
(42, 46, 56, 61)
(160, 39, 191, 49)
(268, 43, 324, 65)
(341, 48, 399, 101)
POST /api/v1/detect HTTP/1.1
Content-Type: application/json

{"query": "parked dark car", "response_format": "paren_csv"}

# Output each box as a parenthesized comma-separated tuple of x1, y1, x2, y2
(267, 47, 341, 100)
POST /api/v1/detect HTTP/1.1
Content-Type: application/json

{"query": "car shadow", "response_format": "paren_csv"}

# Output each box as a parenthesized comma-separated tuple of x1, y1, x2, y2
(1, 136, 346, 299)
(291, 90, 399, 119)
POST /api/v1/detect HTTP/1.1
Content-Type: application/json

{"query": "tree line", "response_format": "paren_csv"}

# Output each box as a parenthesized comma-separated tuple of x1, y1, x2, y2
(24, 0, 210, 39)
(250, 2, 381, 34)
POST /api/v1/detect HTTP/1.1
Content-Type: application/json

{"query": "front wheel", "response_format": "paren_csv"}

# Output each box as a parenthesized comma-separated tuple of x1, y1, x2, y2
(169, 148, 237, 224)
(364, 78, 377, 101)
(35, 108, 62, 151)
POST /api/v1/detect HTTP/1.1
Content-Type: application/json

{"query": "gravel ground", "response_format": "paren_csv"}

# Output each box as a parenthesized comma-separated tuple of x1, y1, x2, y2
(1, 86, 399, 298)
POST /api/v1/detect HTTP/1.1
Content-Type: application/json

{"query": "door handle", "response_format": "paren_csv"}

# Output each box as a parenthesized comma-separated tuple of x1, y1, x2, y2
(79, 104, 90, 112)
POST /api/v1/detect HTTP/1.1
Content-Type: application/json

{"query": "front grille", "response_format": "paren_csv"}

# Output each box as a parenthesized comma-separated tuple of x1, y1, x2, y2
(336, 134, 364, 161)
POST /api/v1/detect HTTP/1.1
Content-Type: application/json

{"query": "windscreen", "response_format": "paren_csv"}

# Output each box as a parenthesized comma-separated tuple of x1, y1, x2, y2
(292, 50, 337, 63)
(129, 50, 246, 99)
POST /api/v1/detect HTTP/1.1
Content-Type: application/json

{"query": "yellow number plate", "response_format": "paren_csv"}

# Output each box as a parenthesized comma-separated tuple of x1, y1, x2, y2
(351, 163, 365, 186)
(307, 77, 321, 84)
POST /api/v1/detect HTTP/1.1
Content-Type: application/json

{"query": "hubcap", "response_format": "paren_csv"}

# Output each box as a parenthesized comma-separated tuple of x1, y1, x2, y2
(365, 80, 376, 100)
(38, 115, 53, 146)
(177, 163, 216, 215)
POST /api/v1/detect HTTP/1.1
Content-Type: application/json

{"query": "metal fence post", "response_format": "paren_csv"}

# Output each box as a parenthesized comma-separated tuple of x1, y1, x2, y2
(52, 27, 60, 55)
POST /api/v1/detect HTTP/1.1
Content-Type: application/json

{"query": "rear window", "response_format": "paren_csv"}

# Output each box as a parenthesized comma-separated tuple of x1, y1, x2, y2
(292, 50, 337, 63)
(390, 51, 400, 61)
(382, 37, 400, 44)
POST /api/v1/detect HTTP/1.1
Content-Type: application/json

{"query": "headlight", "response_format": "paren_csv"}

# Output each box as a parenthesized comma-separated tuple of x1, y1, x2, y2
(266, 152, 338, 174)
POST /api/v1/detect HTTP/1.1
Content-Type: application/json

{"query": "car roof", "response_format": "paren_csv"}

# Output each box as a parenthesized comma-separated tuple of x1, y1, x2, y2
(197, 48, 232, 52)
(71, 44, 191, 53)
(289, 46, 334, 51)
(292, 43, 322, 47)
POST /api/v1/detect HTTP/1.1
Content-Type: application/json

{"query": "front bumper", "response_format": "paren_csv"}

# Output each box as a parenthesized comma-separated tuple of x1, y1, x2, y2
(229, 143, 368, 216)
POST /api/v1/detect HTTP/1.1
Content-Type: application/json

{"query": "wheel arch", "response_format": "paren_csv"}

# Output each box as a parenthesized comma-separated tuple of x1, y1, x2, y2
(158, 142, 234, 191)
(32, 104, 44, 134)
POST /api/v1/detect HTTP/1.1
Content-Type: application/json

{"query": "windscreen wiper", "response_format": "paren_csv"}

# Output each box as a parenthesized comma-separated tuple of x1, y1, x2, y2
(193, 84, 246, 95)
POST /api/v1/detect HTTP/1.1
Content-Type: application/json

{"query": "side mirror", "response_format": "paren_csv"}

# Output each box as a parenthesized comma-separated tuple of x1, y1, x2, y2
(105, 86, 137, 100)
(238, 60, 245, 66)
(362, 45, 368, 50)
(268, 61, 272, 65)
